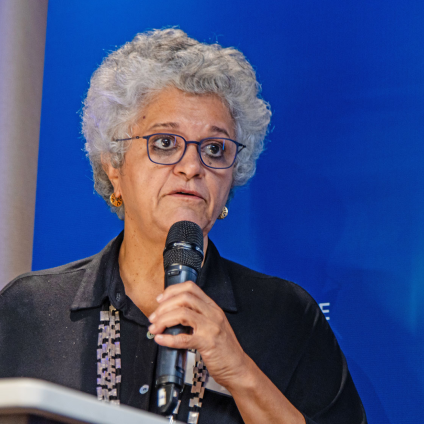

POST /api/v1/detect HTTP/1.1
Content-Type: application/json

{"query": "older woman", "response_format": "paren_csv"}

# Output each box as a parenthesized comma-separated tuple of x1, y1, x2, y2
(0, 29, 366, 424)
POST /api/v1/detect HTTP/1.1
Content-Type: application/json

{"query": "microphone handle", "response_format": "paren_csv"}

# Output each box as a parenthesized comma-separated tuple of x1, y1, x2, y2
(155, 264, 198, 415)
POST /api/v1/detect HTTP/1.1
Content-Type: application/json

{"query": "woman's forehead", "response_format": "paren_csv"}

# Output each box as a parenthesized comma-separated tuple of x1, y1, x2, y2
(135, 87, 235, 137)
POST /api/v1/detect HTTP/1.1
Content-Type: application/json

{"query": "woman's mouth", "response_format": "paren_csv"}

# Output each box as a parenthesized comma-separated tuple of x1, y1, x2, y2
(169, 190, 203, 200)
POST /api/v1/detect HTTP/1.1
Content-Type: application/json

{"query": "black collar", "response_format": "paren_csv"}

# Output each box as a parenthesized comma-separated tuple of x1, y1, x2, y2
(197, 240, 237, 312)
(70, 232, 237, 314)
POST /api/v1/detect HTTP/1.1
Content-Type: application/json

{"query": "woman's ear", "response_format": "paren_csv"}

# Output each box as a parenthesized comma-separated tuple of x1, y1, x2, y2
(101, 154, 122, 197)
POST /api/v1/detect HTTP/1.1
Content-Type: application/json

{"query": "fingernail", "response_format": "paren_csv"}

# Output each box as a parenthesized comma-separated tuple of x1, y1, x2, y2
(149, 312, 156, 322)
(156, 293, 163, 302)
(155, 334, 163, 341)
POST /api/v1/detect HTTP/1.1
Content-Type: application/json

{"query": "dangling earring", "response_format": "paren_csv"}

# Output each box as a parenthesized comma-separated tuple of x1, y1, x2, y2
(218, 206, 228, 220)
(110, 193, 123, 207)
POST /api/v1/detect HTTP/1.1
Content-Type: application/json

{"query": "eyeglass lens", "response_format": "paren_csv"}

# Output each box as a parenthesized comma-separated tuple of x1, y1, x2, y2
(147, 134, 238, 169)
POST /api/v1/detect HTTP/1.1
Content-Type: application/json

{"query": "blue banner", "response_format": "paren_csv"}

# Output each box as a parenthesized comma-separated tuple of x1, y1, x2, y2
(33, 1, 424, 422)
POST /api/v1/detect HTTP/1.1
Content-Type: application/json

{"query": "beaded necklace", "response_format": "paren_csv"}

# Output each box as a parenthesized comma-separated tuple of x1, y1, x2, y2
(96, 305, 208, 424)
(97, 304, 121, 403)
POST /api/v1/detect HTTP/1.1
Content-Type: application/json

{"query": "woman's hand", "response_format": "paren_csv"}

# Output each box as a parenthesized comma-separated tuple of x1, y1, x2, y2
(147, 281, 248, 390)
(148, 281, 305, 424)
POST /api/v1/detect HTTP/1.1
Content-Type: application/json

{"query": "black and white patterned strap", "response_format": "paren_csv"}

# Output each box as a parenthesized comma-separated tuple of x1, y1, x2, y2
(97, 306, 207, 423)
(167, 350, 208, 423)
(187, 350, 208, 424)
(97, 304, 121, 404)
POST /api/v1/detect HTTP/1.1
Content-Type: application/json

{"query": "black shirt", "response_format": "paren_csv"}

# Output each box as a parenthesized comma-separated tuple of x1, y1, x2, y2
(0, 233, 366, 423)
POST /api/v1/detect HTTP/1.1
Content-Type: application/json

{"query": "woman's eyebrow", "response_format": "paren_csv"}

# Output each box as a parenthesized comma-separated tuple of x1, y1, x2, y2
(148, 123, 231, 138)
(148, 122, 179, 131)
(210, 125, 230, 138)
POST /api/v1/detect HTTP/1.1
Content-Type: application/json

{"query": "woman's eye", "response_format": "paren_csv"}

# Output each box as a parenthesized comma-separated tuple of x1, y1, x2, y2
(203, 142, 223, 157)
(152, 136, 176, 149)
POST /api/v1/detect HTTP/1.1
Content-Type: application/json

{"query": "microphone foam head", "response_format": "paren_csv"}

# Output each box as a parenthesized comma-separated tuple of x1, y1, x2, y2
(164, 221, 204, 272)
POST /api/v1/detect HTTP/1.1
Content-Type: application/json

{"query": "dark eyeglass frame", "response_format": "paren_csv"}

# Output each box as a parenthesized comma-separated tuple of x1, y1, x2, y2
(114, 133, 247, 169)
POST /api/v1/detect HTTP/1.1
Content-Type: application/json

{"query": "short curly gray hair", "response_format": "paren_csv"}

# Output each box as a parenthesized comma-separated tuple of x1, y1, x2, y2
(83, 28, 271, 220)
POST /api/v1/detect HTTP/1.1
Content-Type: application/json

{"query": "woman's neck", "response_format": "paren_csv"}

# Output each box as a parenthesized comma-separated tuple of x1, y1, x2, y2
(118, 222, 209, 317)
(118, 226, 166, 317)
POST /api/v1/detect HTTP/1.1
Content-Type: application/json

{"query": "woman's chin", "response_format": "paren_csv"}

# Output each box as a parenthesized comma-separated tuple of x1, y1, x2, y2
(164, 210, 209, 233)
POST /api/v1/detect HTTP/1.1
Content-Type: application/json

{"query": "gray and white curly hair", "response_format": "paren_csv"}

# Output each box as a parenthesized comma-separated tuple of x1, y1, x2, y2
(83, 28, 271, 220)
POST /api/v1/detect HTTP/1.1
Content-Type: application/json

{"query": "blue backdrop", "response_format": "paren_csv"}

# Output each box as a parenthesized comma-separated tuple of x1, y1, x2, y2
(33, 1, 424, 422)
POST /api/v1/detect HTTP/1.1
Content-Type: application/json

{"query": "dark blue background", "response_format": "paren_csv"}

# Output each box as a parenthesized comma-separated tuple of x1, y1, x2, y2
(33, 1, 424, 422)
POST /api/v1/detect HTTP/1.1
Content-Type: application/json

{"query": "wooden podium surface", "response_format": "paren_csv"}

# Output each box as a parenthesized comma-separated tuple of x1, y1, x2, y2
(0, 379, 176, 424)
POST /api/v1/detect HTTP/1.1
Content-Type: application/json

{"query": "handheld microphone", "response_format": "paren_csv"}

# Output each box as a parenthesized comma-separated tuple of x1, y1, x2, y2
(155, 221, 204, 416)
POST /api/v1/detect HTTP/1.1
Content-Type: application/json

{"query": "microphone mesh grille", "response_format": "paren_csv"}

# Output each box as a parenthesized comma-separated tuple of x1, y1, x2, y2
(164, 221, 204, 272)
(165, 221, 204, 247)
(163, 248, 203, 273)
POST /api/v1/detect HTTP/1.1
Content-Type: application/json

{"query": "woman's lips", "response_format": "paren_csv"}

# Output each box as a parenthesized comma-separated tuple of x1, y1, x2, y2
(168, 190, 204, 200)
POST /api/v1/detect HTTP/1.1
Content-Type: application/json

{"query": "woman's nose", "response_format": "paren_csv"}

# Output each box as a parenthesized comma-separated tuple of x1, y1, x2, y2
(173, 143, 204, 179)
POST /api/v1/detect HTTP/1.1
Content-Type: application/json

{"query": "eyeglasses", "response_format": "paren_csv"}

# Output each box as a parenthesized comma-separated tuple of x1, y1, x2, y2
(114, 133, 246, 169)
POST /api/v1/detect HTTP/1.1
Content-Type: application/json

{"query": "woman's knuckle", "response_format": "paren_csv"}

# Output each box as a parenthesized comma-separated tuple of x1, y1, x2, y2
(177, 333, 190, 345)
(186, 281, 196, 290)
(215, 327, 223, 339)
(216, 311, 226, 326)
(182, 292, 192, 303)
(182, 306, 190, 316)
(180, 307, 191, 325)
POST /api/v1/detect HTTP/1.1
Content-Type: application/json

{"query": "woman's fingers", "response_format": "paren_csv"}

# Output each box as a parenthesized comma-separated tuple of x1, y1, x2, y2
(157, 281, 216, 306)
(149, 281, 220, 323)
(149, 291, 204, 322)
(148, 281, 249, 387)
(149, 306, 201, 335)
(154, 332, 192, 349)
(150, 307, 227, 353)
